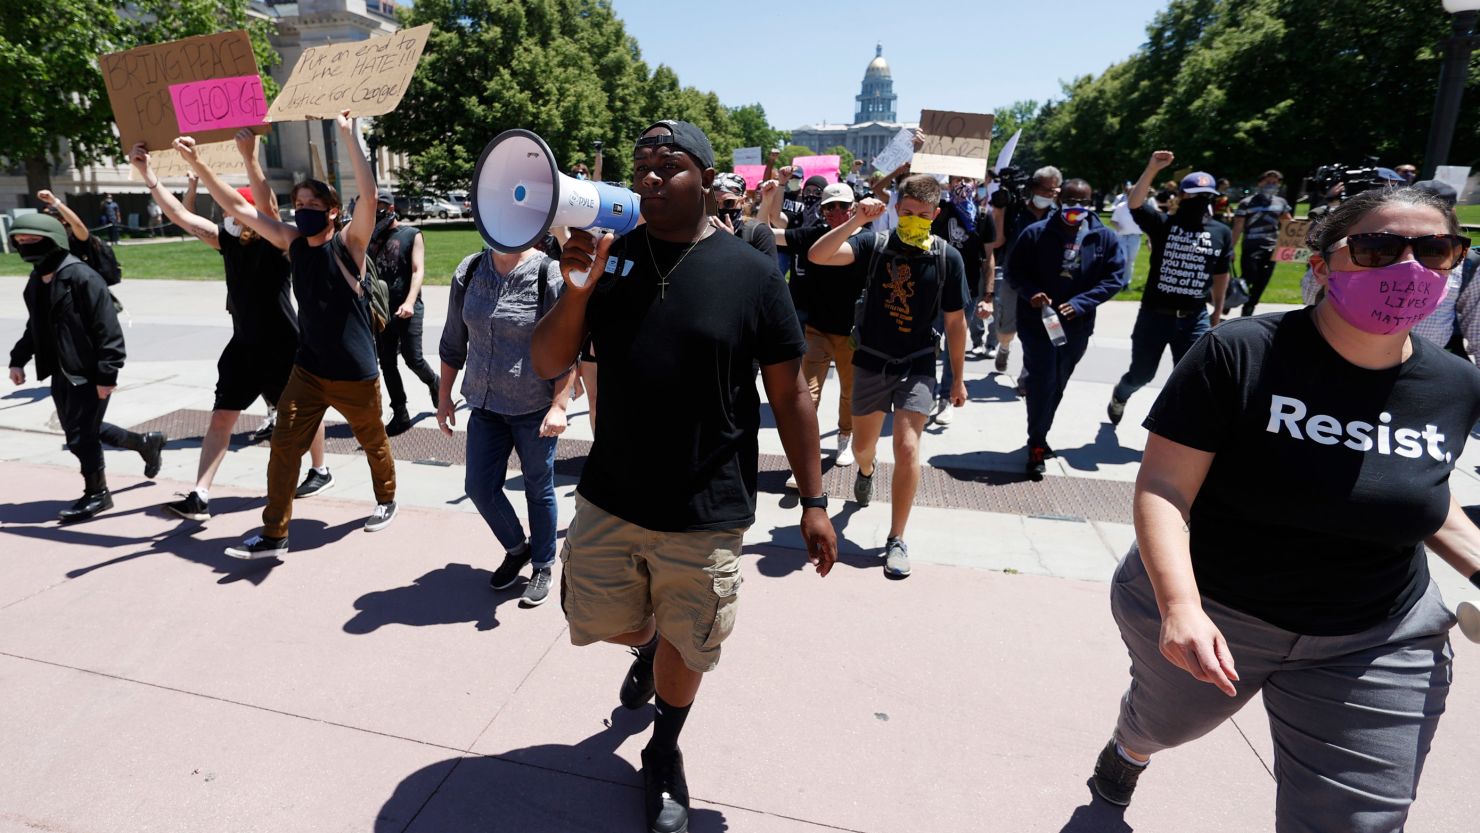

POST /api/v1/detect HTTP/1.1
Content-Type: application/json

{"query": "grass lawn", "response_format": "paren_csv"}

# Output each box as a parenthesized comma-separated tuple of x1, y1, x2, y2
(1457, 204, 1480, 227)
(0, 225, 487, 286)
(2, 222, 1307, 305)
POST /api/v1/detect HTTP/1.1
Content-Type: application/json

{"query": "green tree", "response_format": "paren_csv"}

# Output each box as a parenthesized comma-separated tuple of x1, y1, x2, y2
(990, 99, 1042, 172)
(728, 103, 785, 155)
(0, 0, 277, 198)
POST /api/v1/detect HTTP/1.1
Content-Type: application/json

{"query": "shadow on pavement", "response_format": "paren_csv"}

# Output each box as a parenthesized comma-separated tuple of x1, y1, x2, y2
(0, 481, 160, 527)
(344, 562, 514, 634)
(753, 502, 876, 577)
(964, 371, 1022, 404)
(1056, 424, 1143, 472)
(375, 707, 730, 833)
(1057, 784, 1133, 832)
(0, 385, 53, 407)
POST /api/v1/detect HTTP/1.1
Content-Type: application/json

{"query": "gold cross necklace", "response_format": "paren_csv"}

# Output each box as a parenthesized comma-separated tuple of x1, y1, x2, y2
(645, 227, 708, 300)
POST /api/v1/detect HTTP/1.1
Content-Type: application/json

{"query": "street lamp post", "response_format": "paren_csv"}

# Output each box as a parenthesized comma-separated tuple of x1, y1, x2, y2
(1422, 0, 1480, 179)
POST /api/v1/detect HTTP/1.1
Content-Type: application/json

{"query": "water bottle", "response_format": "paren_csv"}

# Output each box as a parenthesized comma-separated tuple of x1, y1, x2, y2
(1042, 305, 1068, 347)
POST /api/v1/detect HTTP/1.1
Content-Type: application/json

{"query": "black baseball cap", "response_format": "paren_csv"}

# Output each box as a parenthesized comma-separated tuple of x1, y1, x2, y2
(637, 120, 716, 170)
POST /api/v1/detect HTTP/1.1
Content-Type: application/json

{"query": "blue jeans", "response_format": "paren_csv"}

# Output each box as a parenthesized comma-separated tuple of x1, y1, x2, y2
(1020, 315, 1092, 448)
(1117, 233, 1142, 267)
(465, 407, 558, 568)
(1112, 306, 1211, 404)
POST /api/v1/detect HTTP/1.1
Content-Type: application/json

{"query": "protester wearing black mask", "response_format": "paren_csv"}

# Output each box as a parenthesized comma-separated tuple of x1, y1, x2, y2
(177, 109, 399, 559)
(709, 172, 775, 258)
(1107, 151, 1232, 427)
(370, 190, 440, 436)
(7, 213, 166, 522)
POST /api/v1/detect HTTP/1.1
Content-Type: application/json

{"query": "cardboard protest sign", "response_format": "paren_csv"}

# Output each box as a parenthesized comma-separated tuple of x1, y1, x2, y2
(1274, 218, 1312, 263)
(872, 127, 914, 174)
(267, 24, 432, 121)
(129, 141, 243, 179)
(99, 31, 267, 151)
(732, 147, 762, 166)
(734, 165, 767, 191)
(791, 155, 841, 184)
(913, 110, 993, 179)
(169, 74, 267, 134)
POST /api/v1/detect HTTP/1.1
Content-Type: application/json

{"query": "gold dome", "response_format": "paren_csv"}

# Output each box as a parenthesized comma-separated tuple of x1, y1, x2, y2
(865, 44, 890, 78)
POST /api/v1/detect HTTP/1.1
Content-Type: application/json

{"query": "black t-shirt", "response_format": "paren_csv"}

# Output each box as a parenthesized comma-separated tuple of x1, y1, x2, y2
(1233, 193, 1291, 251)
(219, 229, 297, 343)
(579, 226, 805, 532)
(369, 224, 422, 306)
(734, 219, 777, 259)
(1144, 309, 1480, 635)
(933, 199, 995, 296)
(1131, 205, 1233, 311)
(847, 232, 968, 376)
(287, 236, 380, 382)
(782, 223, 868, 337)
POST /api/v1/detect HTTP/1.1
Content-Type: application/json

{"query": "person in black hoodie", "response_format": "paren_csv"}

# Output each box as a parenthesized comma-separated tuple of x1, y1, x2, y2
(7, 213, 165, 522)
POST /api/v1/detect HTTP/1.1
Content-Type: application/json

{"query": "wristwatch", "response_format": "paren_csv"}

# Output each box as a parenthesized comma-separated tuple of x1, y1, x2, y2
(800, 494, 828, 511)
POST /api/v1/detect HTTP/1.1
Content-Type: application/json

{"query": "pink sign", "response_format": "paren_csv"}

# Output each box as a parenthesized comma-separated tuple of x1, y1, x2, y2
(734, 165, 768, 190)
(168, 74, 267, 134)
(791, 155, 841, 184)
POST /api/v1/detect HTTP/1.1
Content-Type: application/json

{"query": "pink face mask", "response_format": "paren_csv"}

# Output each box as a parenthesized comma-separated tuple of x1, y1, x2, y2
(1324, 260, 1448, 335)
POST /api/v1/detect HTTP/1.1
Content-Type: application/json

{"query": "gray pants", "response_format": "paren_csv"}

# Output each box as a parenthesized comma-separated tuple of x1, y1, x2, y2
(1111, 545, 1455, 833)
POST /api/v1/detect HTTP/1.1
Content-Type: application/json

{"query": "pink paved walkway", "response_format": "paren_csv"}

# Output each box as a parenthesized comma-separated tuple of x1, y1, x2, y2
(0, 461, 1476, 833)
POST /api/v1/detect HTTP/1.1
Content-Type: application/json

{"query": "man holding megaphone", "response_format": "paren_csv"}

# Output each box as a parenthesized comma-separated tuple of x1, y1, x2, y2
(531, 120, 837, 833)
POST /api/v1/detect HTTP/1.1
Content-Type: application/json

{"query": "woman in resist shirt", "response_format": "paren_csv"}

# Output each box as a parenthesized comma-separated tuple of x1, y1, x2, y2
(1087, 187, 1480, 832)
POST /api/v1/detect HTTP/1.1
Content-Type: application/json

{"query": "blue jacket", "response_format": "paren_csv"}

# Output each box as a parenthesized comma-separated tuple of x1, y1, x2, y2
(1006, 209, 1127, 326)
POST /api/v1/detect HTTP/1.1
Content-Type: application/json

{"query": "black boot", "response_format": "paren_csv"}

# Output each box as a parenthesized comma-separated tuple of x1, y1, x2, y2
(385, 407, 412, 437)
(140, 431, 166, 478)
(59, 470, 113, 523)
(427, 379, 441, 411)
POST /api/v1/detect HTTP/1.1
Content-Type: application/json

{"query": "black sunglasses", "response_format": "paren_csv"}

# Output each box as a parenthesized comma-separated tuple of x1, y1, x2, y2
(1331, 232, 1471, 271)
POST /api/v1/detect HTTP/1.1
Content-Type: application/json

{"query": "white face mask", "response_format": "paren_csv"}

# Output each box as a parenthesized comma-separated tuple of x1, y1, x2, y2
(1031, 194, 1056, 210)
(223, 216, 243, 237)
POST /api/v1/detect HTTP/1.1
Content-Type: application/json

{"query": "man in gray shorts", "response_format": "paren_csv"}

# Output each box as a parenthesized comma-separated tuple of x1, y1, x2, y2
(809, 174, 969, 580)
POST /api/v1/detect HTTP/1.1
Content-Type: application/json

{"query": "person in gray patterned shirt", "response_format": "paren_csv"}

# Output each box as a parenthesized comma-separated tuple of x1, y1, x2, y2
(438, 245, 576, 607)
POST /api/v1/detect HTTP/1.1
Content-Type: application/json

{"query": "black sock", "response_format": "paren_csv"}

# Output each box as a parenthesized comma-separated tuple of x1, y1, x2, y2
(635, 631, 659, 662)
(647, 694, 691, 752)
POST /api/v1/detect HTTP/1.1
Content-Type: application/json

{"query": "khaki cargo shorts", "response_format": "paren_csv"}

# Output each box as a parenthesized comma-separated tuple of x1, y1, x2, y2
(560, 493, 745, 673)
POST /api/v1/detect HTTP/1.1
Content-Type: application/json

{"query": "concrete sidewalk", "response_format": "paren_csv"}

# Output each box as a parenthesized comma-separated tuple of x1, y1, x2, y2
(1, 278, 1479, 832)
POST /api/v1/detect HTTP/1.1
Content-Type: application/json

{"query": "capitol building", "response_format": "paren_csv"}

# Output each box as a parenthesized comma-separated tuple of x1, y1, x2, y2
(787, 45, 917, 167)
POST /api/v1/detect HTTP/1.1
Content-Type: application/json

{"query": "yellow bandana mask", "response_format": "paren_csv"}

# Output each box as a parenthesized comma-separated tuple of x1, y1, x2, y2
(896, 214, 932, 249)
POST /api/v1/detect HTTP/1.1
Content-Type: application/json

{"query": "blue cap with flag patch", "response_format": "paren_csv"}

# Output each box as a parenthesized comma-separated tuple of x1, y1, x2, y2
(1179, 171, 1219, 195)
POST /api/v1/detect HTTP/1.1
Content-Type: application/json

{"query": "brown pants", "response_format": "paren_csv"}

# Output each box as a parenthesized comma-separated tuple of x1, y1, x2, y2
(802, 325, 855, 435)
(263, 365, 395, 537)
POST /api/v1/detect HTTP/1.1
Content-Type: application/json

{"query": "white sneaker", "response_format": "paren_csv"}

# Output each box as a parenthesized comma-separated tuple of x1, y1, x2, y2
(935, 401, 955, 425)
(364, 500, 398, 532)
(836, 434, 855, 467)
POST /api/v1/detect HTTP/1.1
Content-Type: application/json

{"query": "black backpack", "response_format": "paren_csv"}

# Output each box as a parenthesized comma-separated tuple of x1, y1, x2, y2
(850, 231, 949, 366)
(87, 236, 122, 286)
(330, 236, 390, 333)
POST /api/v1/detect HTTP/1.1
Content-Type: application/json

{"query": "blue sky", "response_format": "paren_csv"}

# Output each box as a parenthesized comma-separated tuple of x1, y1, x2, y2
(610, 0, 1173, 130)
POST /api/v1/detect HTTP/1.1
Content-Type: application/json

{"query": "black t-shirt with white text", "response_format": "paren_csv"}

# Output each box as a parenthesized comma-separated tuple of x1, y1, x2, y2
(1144, 309, 1480, 634)
(1132, 204, 1232, 312)
(580, 226, 805, 532)
(848, 232, 968, 376)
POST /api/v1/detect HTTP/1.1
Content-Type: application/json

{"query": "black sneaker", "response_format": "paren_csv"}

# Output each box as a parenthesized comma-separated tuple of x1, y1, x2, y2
(1090, 739, 1146, 807)
(224, 533, 288, 560)
(249, 416, 276, 443)
(641, 747, 690, 833)
(295, 468, 336, 499)
(620, 645, 657, 710)
(488, 543, 532, 590)
(1107, 397, 1126, 427)
(164, 491, 209, 521)
(364, 501, 398, 532)
(521, 566, 552, 606)
(141, 431, 166, 479)
(854, 468, 874, 507)
(1027, 446, 1048, 480)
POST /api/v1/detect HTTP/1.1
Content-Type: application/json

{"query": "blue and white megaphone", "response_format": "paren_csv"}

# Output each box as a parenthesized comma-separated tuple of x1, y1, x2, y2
(472, 129, 641, 286)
